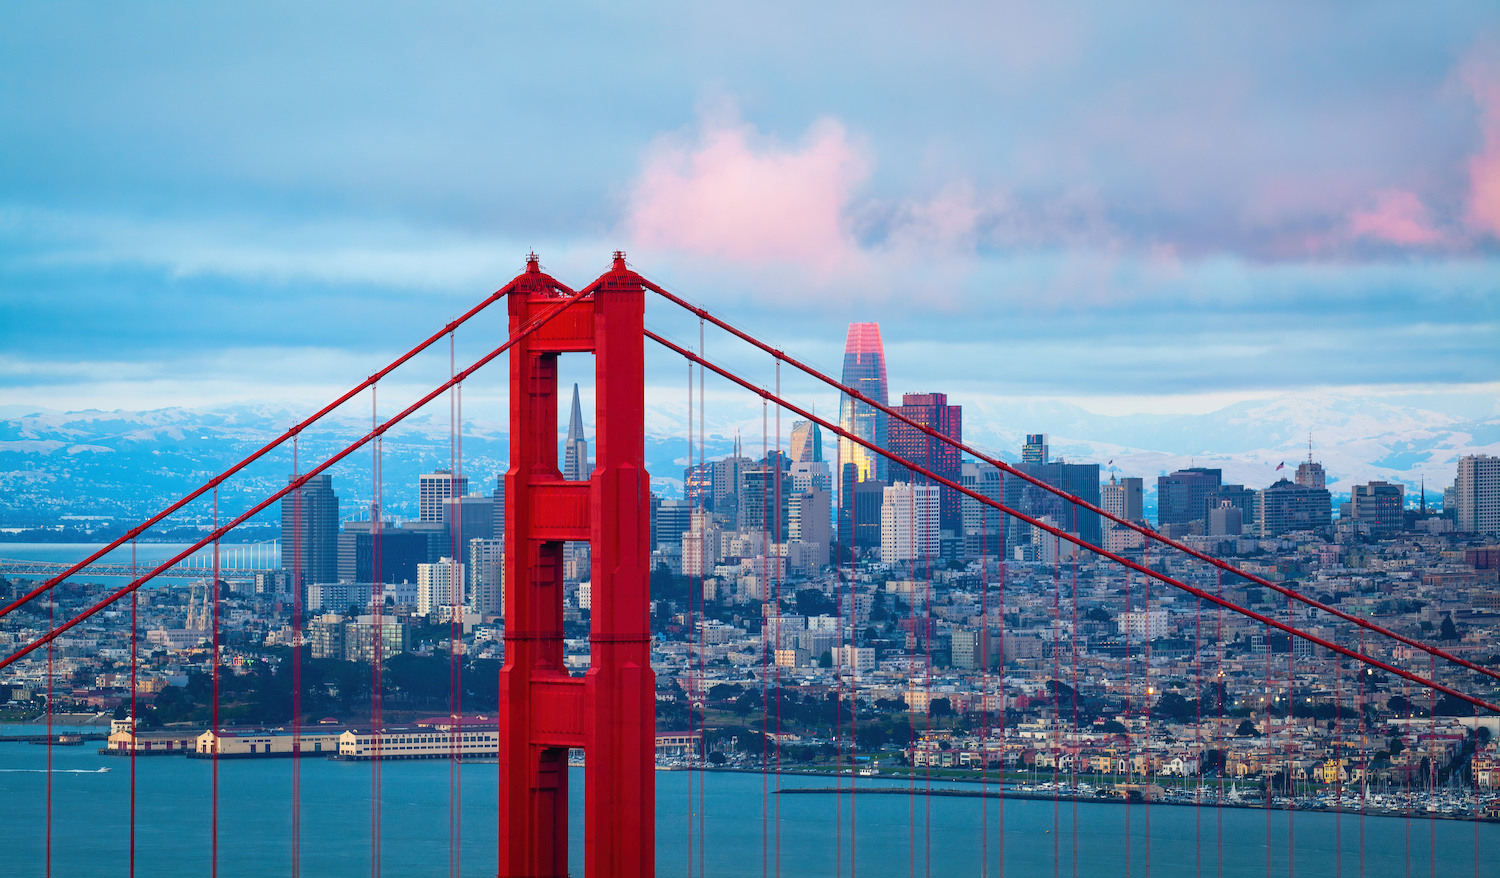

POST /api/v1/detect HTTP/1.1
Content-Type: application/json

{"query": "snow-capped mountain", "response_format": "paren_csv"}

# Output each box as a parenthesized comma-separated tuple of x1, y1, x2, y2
(1, 392, 1495, 528)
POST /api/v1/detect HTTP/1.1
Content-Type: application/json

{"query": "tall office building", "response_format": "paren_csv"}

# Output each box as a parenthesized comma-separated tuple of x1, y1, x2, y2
(468, 538, 505, 616)
(1001, 435, 1102, 547)
(1206, 483, 1257, 527)
(837, 323, 889, 484)
(837, 462, 857, 548)
(683, 463, 714, 509)
(281, 473, 340, 588)
(338, 521, 431, 585)
(789, 488, 832, 549)
(960, 460, 1004, 554)
(1346, 481, 1404, 535)
(1022, 434, 1049, 465)
(1453, 455, 1500, 534)
(1156, 468, 1223, 528)
(881, 482, 941, 562)
(653, 498, 693, 553)
(848, 477, 887, 551)
(563, 383, 589, 482)
(739, 466, 790, 541)
(419, 470, 469, 523)
(889, 393, 963, 535)
(1257, 479, 1333, 536)
(1007, 457, 1103, 548)
(1101, 475, 1144, 522)
(789, 420, 823, 464)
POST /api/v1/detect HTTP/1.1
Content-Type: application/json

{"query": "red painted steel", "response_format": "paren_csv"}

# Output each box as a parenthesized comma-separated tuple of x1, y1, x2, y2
(499, 252, 653, 878)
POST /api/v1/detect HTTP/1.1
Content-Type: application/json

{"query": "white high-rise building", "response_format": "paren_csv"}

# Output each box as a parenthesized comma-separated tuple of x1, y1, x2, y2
(1453, 455, 1500, 534)
(419, 471, 469, 523)
(880, 482, 940, 562)
(417, 558, 464, 616)
(1117, 609, 1169, 641)
(681, 510, 721, 578)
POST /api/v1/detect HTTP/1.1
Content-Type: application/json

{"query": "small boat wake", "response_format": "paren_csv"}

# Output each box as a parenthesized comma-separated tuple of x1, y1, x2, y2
(0, 767, 111, 773)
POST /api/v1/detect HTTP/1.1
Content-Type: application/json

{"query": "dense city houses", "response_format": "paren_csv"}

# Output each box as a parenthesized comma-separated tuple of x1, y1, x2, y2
(2, 323, 1498, 817)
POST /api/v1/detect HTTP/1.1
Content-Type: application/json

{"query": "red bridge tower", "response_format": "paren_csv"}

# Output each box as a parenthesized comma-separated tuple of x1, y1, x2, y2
(499, 253, 654, 877)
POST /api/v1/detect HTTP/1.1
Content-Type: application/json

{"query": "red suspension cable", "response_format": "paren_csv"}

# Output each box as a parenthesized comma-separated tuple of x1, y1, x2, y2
(1, 292, 590, 671)
(642, 283, 1500, 687)
(0, 280, 559, 624)
(643, 330, 1500, 714)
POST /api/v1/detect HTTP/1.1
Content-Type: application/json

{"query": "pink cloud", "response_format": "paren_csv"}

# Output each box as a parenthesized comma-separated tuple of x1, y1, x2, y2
(626, 110, 870, 273)
(1463, 48, 1500, 238)
(1347, 189, 1444, 246)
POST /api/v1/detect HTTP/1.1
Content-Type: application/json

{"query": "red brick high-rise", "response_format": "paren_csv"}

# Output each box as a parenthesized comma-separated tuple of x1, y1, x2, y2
(889, 392, 962, 537)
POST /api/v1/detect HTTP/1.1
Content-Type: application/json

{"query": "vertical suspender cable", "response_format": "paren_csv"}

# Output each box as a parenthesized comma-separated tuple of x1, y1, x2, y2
(762, 399, 774, 878)
(1334, 639, 1342, 878)
(292, 436, 303, 878)
(1052, 517, 1062, 878)
(1358, 624, 1366, 878)
(1070, 504, 1080, 878)
(997, 470, 1006, 878)
(979, 497, 990, 878)
(1429, 652, 1435, 878)
(371, 386, 383, 878)
(212, 488, 221, 878)
(1216, 568, 1224, 878)
(686, 358, 696, 878)
(46, 573, 54, 878)
(1265, 588, 1273, 878)
(1193, 545, 1203, 878)
(451, 344, 465, 878)
(698, 320, 707, 878)
(1287, 587, 1296, 878)
(774, 360, 783, 878)
(834, 409, 842, 878)
(1141, 534, 1151, 878)
(908, 480, 916, 878)
(921, 447, 932, 878)
(130, 540, 139, 878)
(1403, 671, 1411, 878)
(1123, 533, 1132, 878)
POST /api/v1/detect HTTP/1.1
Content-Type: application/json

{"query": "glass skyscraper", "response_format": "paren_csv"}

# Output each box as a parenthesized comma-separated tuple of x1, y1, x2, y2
(837, 322, 889, 484)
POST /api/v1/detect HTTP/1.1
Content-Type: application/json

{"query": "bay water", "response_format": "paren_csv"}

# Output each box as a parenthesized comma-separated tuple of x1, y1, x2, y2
(1, 738, 1492, 877)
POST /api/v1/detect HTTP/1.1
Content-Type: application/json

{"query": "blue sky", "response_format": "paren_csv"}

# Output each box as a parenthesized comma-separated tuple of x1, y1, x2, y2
(2, 1, 1498, 422)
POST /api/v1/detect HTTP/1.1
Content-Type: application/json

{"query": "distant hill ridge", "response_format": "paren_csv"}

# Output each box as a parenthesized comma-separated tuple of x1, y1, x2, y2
(1, 394, 1495, 527)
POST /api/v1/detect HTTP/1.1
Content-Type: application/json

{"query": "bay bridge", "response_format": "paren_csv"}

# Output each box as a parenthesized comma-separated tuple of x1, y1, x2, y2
(0, 541, 282, 581)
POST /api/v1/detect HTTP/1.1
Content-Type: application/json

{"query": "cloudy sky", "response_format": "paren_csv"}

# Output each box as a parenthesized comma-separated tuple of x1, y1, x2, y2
(3, 1, 1498, 426)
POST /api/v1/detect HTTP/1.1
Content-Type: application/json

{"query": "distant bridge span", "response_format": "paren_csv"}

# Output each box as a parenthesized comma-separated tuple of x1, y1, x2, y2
(0, 558, 276, 581)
